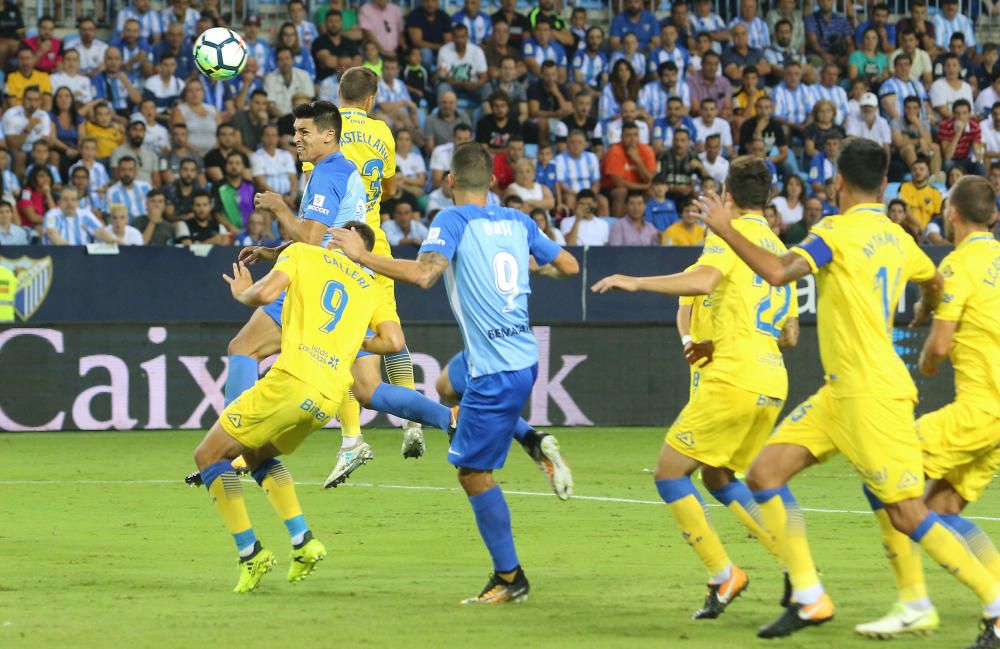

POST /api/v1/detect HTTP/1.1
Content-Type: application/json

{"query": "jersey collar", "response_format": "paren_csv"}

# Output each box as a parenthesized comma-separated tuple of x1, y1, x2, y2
(738, 212, 767, 226)
(958, 232, 995, 249)
(340, 108, 366, 117)
(843, 203, 886, 218)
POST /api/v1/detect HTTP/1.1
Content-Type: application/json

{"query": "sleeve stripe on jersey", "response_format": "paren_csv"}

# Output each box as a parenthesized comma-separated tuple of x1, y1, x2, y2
(791, 234, 833, 271)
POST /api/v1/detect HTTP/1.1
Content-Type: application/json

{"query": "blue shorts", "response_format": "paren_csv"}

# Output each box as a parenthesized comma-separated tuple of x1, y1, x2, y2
(447, 351, 468, 396)
(448, 364, 537, 471)
(262, 291, 373, 358)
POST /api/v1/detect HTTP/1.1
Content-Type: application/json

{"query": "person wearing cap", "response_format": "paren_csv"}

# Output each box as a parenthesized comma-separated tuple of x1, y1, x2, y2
(846, 92, 892, 157)
(110, 119, 160, 186)
(243, 15, 273, 77)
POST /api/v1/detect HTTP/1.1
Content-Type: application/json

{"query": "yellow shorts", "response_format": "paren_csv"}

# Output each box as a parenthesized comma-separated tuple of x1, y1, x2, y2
(220, 368, 345, 454)
(768, 384, 923, 503)
(666, 379, 784, 473)
(372, 234, 400, 324)
(918, 401, 1000, 503)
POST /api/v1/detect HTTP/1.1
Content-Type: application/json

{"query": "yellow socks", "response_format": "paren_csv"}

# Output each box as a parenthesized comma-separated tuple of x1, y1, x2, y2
(708, 479, 780, 559)
(754, 486, 823, 602)
(657, 477, 732, 579)
(251, 458, 309, 545)
(912, 512, 1000, 606)
(202, 460, 256, 555)
(338, 389, 362, 441)
(863, 487, 928, 604)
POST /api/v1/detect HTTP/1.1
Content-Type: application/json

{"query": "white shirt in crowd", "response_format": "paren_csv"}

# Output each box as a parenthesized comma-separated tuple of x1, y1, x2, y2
(845, 113, 892, 146)
(397, 149, 428, 181)
(929, 78, 974, 111)
(251, 147, 296, 196)
(693, 117, 733, 150)
(2, 107, 52, 152)
(605, 119, 651, 145)
(110, 225, 145, 246)
(559, 215, 610, 246)
(382, 219, 430, 246)
(429, 142, 455, 173)
(49, 71, 94, 103)
(436, 43, 488, 83)
(770, 196, 804, 226)
(698, 152, 729, 187)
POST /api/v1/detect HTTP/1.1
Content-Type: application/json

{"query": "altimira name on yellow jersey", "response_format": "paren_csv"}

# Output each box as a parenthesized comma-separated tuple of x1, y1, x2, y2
(271, 243, 395, 399)
(694, 214, 794, 400)
(790, 203, 937, 400)
(935, 233, 1000, 408)
(339, 108, 396, 250)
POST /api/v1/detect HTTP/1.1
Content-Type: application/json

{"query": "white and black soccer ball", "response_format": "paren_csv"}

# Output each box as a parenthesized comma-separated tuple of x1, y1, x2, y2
(193, 27, 248, 81)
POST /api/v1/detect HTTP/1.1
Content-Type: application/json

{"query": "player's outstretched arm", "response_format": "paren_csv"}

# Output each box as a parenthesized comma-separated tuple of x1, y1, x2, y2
(698, 190, 814, 286)
(532, 249, 579, 279)
(329, 226, 450, 289)
(591, 265, 722, 296)
(223, 262, 290, 307)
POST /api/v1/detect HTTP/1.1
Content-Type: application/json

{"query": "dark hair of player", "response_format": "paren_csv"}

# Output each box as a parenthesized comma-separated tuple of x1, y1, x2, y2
(835, 137, 888, 194)
(342, 220, 376, 251)
(948, 175, 997, 226)
(450, 142, 494, 192)
(292, 100, 343, 138)
(725, 156, 772, 211)
(339, 66, 380, 103)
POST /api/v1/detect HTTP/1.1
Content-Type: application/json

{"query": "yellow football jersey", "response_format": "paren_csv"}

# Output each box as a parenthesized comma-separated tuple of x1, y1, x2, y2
(899, 182, 943, 229)
(679, 264, 714, 342)
(339, 108, 396, 247)
(934, 233, 1000, 409)
(271, 243, 395, 399)
(694, 214, 791, 400)
(791, 203, 937, 399)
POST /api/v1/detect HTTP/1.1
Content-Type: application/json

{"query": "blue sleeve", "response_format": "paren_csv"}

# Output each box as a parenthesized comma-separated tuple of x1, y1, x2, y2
(418, 208, 465, 262)
(302, 168, 343, 227)
(523, 213, 561, 266)
(795, 232, 834, 269)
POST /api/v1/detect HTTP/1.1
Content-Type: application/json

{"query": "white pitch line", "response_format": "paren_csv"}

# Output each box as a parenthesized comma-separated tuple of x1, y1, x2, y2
(4, 478, 1000, 523)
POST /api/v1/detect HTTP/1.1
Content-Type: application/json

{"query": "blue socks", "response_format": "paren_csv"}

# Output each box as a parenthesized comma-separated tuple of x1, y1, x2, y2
(369, 383, 451, 431)
(656, 476, 701, 504)
(709, 479, 758, 510)
(225, 355, 258, 406)
(469, 486, 519, 573)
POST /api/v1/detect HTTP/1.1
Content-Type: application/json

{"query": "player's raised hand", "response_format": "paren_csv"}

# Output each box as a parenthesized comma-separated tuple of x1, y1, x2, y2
(697, 190, 738, 234)
(328, 226, 365, 261)
(591, 274, 639, 293)
(222, 261, 253, 298)
(253, 191, 284, 213)
(238, 245, 277, 265)
(684, 340, 715, 367)
(917, 349, 939, 376)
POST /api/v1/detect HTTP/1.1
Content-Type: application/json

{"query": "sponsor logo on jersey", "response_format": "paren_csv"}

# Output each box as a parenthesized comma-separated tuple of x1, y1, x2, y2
(307, 193, 330, 215)
(425, 227, 446, 246)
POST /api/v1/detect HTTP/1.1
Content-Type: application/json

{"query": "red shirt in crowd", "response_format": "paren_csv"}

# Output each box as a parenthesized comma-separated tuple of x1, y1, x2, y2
(601, 143, 656, 190)
(493, 151, 517, 190)
(938, 116, 981, 161)
(23, 35, 62, 74)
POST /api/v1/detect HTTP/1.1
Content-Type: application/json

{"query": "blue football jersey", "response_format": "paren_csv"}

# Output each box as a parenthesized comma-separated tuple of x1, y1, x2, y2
(419, 205, 561, 378)
(301, 151, 367, 246)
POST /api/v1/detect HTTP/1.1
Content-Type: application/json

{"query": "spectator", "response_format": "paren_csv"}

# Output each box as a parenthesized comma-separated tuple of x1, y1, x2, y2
(430, 123, 473, 188)
(132, 188, 173, 245)
(406, 0, 453, 71)
(853, 3, 894, 54)
(974, 44, 997, 94)
(504, 159, 554, 212)
(932, 0, 974, 55)
(375, 57, 422, 142)
(7, 48, 52, 110)
(424, 90, 470, 154)
(771, 174, 805, 232)
(732, 65, 766, 130)
(885, 197, 926, 244)
(0, 0, 24, 65)
(160, 124, 205, 185)
(491, 0, 530, 51)
(848, 27, 889, 84)
(522, 21, 568, 86)
(235, 209, 280, 247)
(644, 175, 678, 231)
(698, 134, 729, 186)
(804, 0, 854, 68)
(18, 166, 56, 228)
(107, 157, 152, 221)
(764, 203, 782, 237)
(50, 50, 92, 105)
(43, 186, 111, 245)
(435, 23, 488, 104)
(2, 86, 52, 172)
(603, 121, 656, 216)
(653, 96, 697, 154)
(610, 191, 659, 246)
(160, 0, 199, 40)
(879, 54, 932, 124)
(938, 33, 975, 85)
(890, 29, 933, 87)
(930, 54, 974, 121)
(535, 142, 557, 193)
(425, 177, 454, 213)
(808, 63, 850, 126)
(721, 23, 769, 85)
(765, 0, 805, 55)
(393, 129, 427, 201)
(143, 53, 184, 112)
(91, 47, 143, 118)
(896, 0, 935, 56)
(0, 149, 20, 207)
(105, 203, 145, 245)
(66, 18, 107, 76)
(687, 51, 731, 118)
(175, 191, 230, 245)
(359, 0, 404, 56)
(938, 98, 982, 174)
(530, 207, 564, 244)
(641, 61, 689, 124)
(772, 61, 811, 138)
(688, 0, 728, 50)
(483, 21, 522, 78)
(252, 125, 297, 208)
(899, 156, 942, 230)
(242, 15, 273, 75)
(383, 202, 428, 246)
(163, 157, 205, 222)
(213, 152, 255, 233)
(287, 0, 319, 50)
(0, 200, 30, 245)
(69, 164, 105, 217)
(228, 91, 271, 154)
(606, 101, 651, 146)
(452, 0, 491, 46)
(556, 91, 601, 153)
(648, 24, 690, 83)
(609, 33, 647, 81)
(600, 59, 642, 126)
(802, 99, 844, 161)
(527, 0, 573, 48)
(554, 130, 602, 211)
(728, 0, 770, 51)
(610, 0, 659, 52)
(975, 74, 1000, 119)
(783, 196, 823, 245)
(69, 136, 111, 195)
(205, 123, 251, 184)
(657, 127, 701, 205)
(528, 60, 572, 145)
(490, 132, 523, 189)
(117, 18, 155, 82)
(660, 199, 706, 246)
(560, 189, 609, 245)
(476, 91, 520, 153)
(573, 26, 609, 96)
(152, 23, 195, 81)
(666, 1, 693, 50)
(111, 120, 160, 186)
(117, 0, 164, 44)
(481, 55, 527, 119)
(808, 131, 841, 194)
(846, 93, 892, 156)
(692, 98, 733, 157)
(892, 96, 942, 175)
(25, 140, 61, 187)
(982, 102, 1000, 168)
(264, 47, 315, 118)
(312, 11, 358, 82)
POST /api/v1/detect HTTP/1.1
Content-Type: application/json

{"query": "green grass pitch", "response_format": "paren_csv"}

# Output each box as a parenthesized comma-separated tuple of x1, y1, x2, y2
(1, 427, 997, 649)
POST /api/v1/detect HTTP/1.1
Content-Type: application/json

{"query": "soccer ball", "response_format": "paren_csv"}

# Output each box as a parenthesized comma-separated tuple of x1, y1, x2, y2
(193, 27, 248, 80)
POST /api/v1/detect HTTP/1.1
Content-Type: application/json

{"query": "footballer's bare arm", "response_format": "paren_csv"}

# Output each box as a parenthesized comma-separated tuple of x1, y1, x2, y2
(329, 226, 450, 289)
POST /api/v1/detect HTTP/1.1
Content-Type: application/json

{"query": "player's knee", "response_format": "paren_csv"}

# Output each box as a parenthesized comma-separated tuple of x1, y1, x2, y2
(700, 466, 735, 491)
(193, 443, 218, 470)
(926, 482, 967, 516)
(435, 373, 458, 406)
(457, 467, 494, 496)
(885, 499, 928, 536)
(745, 466, 774, 492)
